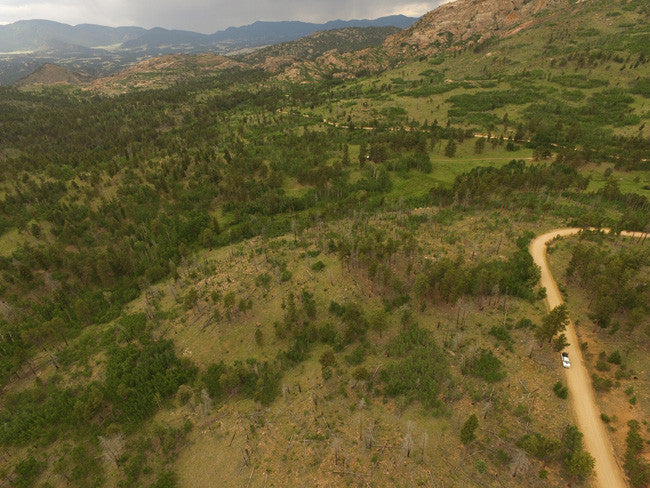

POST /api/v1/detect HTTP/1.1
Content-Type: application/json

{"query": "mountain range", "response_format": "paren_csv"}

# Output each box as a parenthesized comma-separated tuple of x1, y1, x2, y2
(0, 16, 417, 85)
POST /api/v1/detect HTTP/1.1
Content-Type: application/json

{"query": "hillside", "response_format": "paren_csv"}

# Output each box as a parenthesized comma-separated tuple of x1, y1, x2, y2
(85, 26, 405, 93)
(241, 26, 401, 67)
(382, 0, 569, 57)
(275, 0, 650, 81)
(87, 54, 249, 93)
(299, 0, 649, 146)
(0, 0, 648, 487)
(14, 63, 92, 87)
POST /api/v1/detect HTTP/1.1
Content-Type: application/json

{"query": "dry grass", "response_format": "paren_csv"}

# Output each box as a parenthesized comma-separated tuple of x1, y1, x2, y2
(131, 210, 581, 487)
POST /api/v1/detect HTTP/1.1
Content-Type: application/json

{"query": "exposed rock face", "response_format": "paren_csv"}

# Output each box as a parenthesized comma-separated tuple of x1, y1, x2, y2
(383, 0, 570, 57)
(259, 56, 296, 73)
(276, 0, 573, 81)
(281, 48, 391, 81)
(14, 63, 92, 87)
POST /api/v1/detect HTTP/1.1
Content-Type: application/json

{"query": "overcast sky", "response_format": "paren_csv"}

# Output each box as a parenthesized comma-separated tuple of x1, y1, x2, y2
(0, 1, 447, 33)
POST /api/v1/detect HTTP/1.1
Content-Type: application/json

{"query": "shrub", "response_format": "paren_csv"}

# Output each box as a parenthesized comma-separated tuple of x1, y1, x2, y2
(515, 318, 534, 329)
(280, 269, 292, 282)
(596, 360, 610, 372)
(344, 344, 366, 365)
(150, 471, 179, 488)
(460, 414, 479, 445)
(624, 420, 650, 488)
(352, 366, 370, 381)
(475, 459, 488, 473)
(319, 349, 337, 368)
(518, 433, 560, 461)
(607, 350, 622, 365)
(553, 381, 569, 399)
(14, 456, 45, 488)
(176, 385, 193, 406)
(254, 328, 264, 346)
(463, 349, 506, 383)
(381, 324, 450, 411)
(255, 272, 272, 289)
(489, 326, 513, 350)
(592, 374, 613, 392)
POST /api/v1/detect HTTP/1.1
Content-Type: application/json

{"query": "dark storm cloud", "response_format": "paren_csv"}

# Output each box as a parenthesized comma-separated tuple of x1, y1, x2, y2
(0, 0, 447, 32)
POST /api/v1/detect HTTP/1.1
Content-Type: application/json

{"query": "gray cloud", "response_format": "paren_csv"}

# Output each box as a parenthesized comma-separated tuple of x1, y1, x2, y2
(0, 0, 444, 32)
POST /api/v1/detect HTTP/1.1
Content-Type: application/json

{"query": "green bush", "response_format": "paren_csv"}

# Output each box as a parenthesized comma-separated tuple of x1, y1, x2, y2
(592, 374, 613, 392)
(596, 360, 611, 372)
(14, 456, 45, 488)
(517, 433, 560, 461)
(553, 381, 569, 399)
(460, 414, 479, 445)
(607, 350, 622, 364)
(463, 349, 506, 383)
(381, 324, 450, 411)
(489, 326, 513, 350)
(624, 420, 650, 487)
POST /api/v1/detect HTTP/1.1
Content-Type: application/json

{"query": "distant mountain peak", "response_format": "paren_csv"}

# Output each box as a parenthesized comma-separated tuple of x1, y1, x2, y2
(0, 15, 418, 85)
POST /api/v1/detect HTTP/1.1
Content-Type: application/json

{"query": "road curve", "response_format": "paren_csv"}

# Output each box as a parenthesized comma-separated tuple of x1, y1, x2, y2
(530, 228, 644, 488)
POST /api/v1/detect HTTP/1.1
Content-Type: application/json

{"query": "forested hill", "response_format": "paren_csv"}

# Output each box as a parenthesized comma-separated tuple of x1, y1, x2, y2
(0, 0, 648, 487)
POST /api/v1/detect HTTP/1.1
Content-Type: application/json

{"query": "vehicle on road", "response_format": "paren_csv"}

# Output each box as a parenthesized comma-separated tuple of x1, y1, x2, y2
(561, 352, 571, 368)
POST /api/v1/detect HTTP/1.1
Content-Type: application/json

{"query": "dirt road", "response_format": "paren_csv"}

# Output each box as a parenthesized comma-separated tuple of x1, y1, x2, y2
(530, 228, 644, 488)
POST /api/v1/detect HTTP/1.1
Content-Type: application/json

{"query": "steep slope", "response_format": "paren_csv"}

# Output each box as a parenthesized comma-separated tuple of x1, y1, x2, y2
(383, 0, 571, 57)
(14, 63, 92, 87)
(282, 0, 580, 80)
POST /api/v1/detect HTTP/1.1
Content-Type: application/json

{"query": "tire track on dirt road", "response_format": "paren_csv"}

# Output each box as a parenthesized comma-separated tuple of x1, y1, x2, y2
(530, 228, 645, 488)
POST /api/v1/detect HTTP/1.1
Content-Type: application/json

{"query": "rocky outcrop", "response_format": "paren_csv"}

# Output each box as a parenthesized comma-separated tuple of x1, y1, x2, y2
(89, 54, 249, 93)
(383, 0, 571, 57)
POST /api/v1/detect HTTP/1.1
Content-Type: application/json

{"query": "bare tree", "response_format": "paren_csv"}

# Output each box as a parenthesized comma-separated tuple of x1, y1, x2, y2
(510, 449, 531, 478)
(402, 422, 414, 458)
(99, 433, 125, 467)
(420, 432, 429, 460)
(362, 422, 375, 450)
(199, 388, 212, 417)
(332, 437, 342, 465)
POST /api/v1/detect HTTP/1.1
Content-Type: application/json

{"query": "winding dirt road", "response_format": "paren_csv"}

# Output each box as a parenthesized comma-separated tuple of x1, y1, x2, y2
(530, 228, 644, 488)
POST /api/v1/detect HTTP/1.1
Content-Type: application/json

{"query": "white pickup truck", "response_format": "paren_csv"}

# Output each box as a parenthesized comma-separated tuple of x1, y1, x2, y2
(561, 352, 571, 368)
